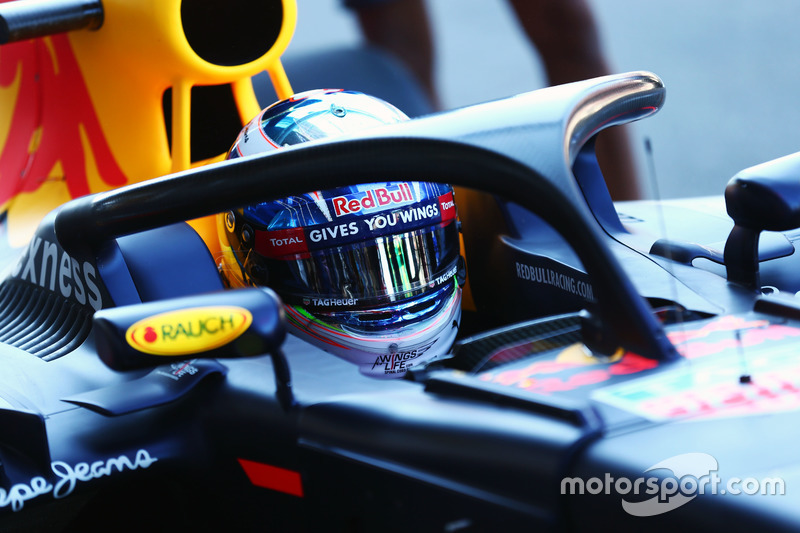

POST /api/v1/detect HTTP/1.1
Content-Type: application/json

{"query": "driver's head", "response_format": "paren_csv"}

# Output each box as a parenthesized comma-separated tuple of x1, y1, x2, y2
(218, 89, 462, 378)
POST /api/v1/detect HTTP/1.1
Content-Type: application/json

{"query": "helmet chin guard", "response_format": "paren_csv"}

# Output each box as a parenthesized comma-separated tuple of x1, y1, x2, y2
(285, 281, 461, 378)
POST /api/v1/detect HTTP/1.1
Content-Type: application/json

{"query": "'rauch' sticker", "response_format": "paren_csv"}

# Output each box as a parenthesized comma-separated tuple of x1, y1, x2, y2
(126, 306, 253, 356)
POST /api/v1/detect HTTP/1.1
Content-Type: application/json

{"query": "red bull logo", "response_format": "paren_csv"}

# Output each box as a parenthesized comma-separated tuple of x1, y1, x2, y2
(331, 183, 415, 216)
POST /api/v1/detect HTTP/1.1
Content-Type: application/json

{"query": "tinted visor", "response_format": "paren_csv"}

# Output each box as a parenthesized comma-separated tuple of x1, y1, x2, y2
(261, 221, 460, 311)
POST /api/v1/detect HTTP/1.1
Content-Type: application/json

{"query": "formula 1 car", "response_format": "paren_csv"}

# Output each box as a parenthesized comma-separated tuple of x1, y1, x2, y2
(0, 0, 798, 532)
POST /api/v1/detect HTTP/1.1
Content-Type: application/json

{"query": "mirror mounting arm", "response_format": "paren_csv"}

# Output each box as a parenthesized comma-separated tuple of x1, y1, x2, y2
(724, 151, 800, 290)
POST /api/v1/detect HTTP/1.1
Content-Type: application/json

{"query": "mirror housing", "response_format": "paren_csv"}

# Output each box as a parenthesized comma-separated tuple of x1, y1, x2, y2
(94, 287, 286, 371)
(724, 152, 800, 289)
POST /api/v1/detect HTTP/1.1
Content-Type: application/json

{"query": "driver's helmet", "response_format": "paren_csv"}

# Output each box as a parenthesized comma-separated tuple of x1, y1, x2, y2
(218, 89, 462, 378)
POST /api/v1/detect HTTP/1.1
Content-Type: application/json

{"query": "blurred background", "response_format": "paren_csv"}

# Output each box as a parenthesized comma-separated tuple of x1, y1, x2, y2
(277, 0, 800, 200)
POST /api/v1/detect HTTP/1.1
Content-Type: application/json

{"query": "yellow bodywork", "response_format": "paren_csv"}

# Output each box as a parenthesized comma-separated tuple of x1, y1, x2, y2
(0, 0, 297, 255)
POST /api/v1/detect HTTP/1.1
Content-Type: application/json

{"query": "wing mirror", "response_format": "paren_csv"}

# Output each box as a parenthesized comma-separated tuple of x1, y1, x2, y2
(93, 287, 293, 409)
(724, 152, 800, 289)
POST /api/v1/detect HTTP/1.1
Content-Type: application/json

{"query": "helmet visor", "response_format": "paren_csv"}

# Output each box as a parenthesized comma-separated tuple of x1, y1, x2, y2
(263, 221, 460, 311)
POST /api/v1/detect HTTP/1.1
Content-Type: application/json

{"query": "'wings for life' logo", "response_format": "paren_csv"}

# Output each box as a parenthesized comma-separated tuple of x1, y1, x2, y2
(126, 306, 253, 356)
(372, 340, 437, 375)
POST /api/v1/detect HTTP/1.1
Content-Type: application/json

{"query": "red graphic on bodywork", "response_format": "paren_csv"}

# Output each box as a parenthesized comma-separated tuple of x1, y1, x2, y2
(238, 458, 304, 497)
(668, 317, 800, 359)
(602, 317, 800, 420)
(0, 31, 127, 206)
(480, 352, 659, 394)
(666, 315, 768, 345)
(478, 317, 800, 396)
(634, 367, 800, 420)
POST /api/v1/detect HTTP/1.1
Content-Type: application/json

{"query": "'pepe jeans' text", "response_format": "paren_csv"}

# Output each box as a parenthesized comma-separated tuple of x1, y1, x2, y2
(0, 449, 158, 512)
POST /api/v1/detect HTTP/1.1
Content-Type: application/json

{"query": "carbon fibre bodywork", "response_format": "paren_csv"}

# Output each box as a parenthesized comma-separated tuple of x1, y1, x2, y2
(0, 3, 800, 531)
(0, 70, 797, 532)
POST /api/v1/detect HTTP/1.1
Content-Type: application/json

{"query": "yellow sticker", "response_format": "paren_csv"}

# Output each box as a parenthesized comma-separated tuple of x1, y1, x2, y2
(126, 306, 253, 356)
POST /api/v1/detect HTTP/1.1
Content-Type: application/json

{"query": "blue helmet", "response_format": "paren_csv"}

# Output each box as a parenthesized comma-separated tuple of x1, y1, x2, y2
(219, 89, 462, 378)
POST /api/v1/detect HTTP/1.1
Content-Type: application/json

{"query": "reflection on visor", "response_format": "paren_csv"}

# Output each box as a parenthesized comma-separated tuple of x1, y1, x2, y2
(265, 221, 460, 310)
